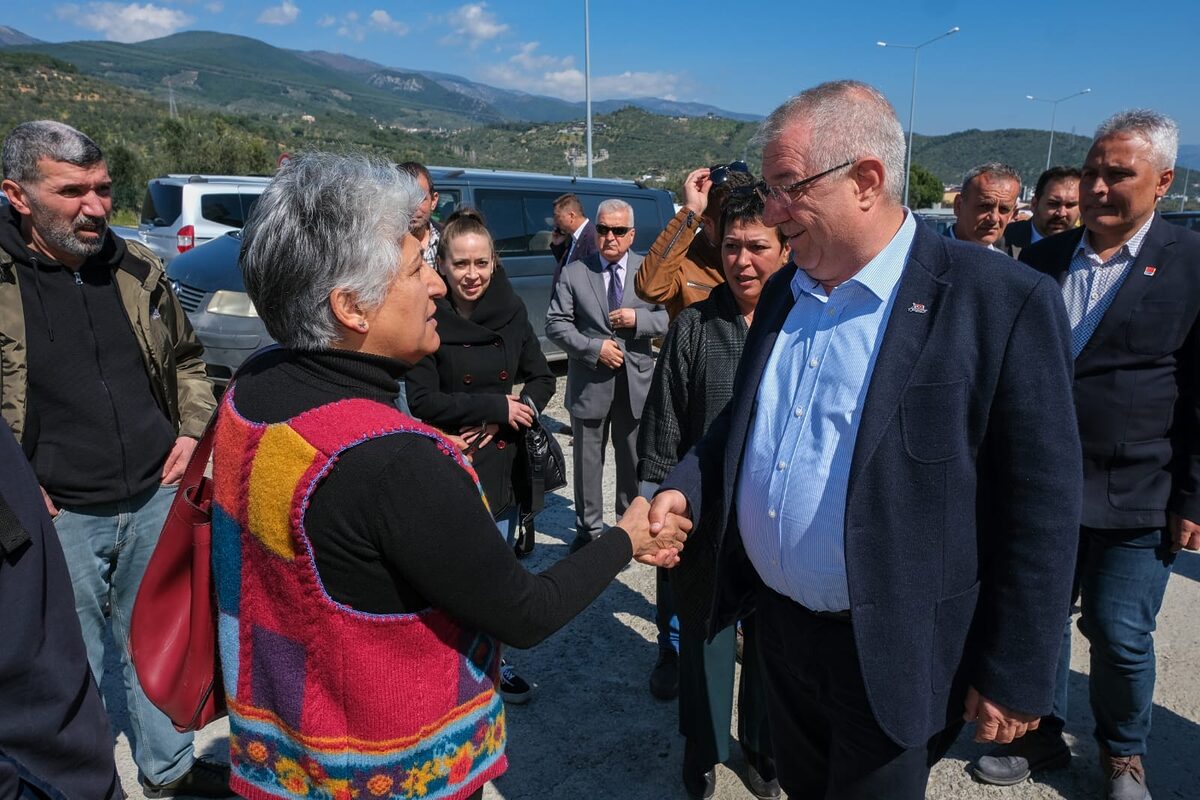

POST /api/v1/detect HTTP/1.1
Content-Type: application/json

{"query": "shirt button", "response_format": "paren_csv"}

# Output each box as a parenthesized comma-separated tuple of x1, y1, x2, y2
(768, 509, 777, 519)
(809, 358, 819, 368)
(496, 440, 506, 450)
(499, 370, 509, 380)
(777, 461, 787, 471)
(794, 407, 804, 417)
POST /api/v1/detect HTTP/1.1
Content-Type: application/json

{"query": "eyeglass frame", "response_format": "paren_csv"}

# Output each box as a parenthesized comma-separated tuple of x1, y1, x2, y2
(749, 158, 858, 207)
(595, 223, 634, 237)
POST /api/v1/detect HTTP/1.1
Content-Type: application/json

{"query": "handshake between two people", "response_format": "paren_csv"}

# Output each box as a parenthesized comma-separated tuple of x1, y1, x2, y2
(618, 490, 693, 568)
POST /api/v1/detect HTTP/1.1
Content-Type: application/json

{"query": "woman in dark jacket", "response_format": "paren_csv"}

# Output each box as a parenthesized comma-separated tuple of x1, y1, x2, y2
(406, 209, 556, 704)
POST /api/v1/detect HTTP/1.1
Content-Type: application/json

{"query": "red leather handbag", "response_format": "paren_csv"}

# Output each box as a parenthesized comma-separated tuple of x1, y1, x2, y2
(129, 416, 225, 732)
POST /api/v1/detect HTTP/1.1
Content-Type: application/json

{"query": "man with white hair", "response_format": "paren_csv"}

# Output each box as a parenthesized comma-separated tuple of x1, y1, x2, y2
(974, 109, 1200, 800)
(648, 80, 1081, 798)
(0, 121, 225, 797)
(546, 198, 668, 554)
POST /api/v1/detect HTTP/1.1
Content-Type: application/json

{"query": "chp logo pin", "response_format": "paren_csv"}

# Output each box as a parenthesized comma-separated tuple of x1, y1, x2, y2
(1143, 265, 1157, 276)
(908, 302, 928, 314)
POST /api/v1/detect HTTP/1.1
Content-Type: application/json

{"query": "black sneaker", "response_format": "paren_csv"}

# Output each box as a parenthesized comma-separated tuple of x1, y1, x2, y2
(514, 514, 536, 559)
(143, 757, 235, 798)
(498, 660, 532, 704)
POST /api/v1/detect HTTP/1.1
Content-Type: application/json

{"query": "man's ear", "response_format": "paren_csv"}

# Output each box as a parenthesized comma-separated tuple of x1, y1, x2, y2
(1155, 168, 1175, 199)
(853, 158, 887, 208)
(1, 178, 34, 216)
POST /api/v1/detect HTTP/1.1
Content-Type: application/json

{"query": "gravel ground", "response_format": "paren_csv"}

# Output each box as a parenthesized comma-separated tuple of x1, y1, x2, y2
(107, 374, 1200, 799)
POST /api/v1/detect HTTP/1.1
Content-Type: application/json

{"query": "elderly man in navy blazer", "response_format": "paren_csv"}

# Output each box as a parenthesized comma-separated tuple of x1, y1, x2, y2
(648, 80, 1082, 799)
(971, 110, 1200, 800)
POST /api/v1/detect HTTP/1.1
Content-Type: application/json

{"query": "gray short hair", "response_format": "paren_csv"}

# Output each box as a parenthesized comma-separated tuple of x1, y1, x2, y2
(755, 80, 907, 203)
(2, 120, 104, 184)
(1094, 109, 1178, 171)
(240, 151, 423, 350)
(597, 197, 634, 227)
(961, 162, 1022, 194)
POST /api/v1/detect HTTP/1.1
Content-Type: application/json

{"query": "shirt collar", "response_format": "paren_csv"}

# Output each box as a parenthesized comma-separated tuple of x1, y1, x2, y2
(572, 218, 589, 240)
(791, 210, 916, 302)
(606, 252, 629, 271)
(1078, 214, 1155, 262)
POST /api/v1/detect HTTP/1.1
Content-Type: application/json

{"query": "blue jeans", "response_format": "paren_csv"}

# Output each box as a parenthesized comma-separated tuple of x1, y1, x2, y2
(54, 483, 195, 785)
(1061, 526, 1174, 756)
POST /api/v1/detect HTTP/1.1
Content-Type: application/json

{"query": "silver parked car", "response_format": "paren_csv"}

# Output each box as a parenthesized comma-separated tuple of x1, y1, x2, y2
(138, 174, 269, 264)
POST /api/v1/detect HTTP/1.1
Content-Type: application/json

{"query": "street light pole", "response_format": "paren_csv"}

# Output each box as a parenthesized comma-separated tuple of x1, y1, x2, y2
(877, 26, 960, 208)
(1026, 88, 1091, 170)
(1182, 167, 1193, 212)
(584, 0, 593, 178)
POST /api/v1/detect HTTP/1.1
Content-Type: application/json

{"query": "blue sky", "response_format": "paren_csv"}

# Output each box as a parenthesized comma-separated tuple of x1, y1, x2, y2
(6, 1, 1198, 142)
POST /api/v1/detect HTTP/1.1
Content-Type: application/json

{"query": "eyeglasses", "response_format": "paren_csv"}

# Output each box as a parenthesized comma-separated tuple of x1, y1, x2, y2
(751, 158, 857, 206)
(596, 224, 633, 237)
(709, 160, 751, 186)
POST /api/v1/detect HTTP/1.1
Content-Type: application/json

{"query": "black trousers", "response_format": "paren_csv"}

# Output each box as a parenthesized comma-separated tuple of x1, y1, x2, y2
(756, 587, 962, 799)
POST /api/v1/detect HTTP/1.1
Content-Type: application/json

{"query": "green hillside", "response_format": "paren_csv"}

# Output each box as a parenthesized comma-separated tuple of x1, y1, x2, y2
(912, 128, 1092, 187)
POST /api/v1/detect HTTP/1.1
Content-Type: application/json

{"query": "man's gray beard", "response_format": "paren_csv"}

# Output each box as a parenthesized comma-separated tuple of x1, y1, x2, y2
(28, 194, 108, 259)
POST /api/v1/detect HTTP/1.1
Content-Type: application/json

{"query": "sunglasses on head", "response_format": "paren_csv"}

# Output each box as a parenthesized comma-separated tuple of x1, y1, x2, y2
(709, 160, 751, 186)
(596, 224, 633, 237)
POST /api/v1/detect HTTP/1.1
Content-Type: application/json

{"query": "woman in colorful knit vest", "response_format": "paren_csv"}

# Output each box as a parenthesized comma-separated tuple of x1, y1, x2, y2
(211, 152, 691, 800)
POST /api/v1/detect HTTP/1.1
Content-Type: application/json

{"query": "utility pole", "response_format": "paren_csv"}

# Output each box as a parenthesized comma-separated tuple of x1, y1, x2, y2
(584, 0, 593, 178)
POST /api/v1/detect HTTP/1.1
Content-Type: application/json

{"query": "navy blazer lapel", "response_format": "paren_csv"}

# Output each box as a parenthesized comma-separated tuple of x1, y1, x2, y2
(723, 264, 798, 496)
(1076, 215, 1177, 363)
(849, 226, 950, 493)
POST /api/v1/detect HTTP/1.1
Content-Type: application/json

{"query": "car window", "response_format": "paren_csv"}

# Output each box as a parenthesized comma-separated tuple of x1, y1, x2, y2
(432, 189, 460, 226)
(475, 189, 560, 255)
(142, 183, 182, 226)
(200, 193, 260, 228)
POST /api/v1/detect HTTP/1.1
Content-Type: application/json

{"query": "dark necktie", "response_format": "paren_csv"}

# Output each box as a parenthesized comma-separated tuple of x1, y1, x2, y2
(607, 262, 623, 312)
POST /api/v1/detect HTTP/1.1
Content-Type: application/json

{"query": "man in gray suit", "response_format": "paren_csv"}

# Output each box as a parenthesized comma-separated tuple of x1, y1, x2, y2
(547, 198, 669, 553)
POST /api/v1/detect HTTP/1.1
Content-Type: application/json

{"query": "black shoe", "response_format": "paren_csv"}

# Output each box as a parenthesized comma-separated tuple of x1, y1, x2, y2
(143, 757, 235, 798)
(971, 727, 1070, 786)
(682, 744, 716, 800)
(743, 748, 780, 799)
(514, 514, 536, 559)
(648, 649, 679, 700)
(498, 659, 533, 704)
(568, 531, 594, 553)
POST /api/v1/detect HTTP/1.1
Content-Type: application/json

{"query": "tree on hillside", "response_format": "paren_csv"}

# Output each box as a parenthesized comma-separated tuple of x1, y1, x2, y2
(908, 163, 944, 209)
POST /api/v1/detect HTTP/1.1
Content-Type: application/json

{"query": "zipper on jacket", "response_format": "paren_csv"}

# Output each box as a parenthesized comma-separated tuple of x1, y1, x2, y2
(76, 272, 135, 500)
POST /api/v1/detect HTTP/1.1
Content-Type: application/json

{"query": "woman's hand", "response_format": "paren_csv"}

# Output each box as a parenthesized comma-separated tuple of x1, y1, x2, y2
(459, 423, 499, 454)
(617, 497, 691, 566)
(506, 396, 536, 429)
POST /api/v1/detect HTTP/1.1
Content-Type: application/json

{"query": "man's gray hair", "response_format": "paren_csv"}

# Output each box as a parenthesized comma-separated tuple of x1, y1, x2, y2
(961, 162, 1022, 193)
(1094, 109, 1179, 171)
(240, 151, 423, 351)
(2, 120, 104, 184)
(755, 80, 907, 203)
(597, 197, 634, 227)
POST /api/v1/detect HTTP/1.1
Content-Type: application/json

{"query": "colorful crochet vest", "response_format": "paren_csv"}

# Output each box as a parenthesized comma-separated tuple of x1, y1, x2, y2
(211, 391, 506, 800)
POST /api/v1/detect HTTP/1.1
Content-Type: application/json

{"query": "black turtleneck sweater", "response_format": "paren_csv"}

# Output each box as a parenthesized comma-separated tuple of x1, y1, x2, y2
(230, 348, 631, 647)
(0, 212, 176, 506)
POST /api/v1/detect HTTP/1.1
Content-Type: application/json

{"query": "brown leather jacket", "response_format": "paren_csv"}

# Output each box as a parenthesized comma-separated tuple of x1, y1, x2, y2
(634, 207, 724, 320)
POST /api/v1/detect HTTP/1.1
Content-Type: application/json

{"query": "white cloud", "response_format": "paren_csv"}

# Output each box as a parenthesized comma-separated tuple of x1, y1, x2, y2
(443, 3, 507, 48)
(54, 2, 194, 43)
(480, 42, 683, 102)
(205, 1, 223, 11)
(316, 13, 335, 27)
(257, 0, 298, 25)
(368, 9, 408, 36)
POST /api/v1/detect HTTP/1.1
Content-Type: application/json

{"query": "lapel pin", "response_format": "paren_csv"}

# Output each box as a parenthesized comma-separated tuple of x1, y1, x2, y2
(1143, 265, 1157, 276)
(908, 302, 928, 314)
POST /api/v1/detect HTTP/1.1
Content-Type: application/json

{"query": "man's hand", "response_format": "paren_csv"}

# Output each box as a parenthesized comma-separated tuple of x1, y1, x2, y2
(40, 485, 59, 519)
(963, 686, 1041, 744)
(648, 489, 692, 535)
(618, 496, 693, 567)
(506, 395, 536, 429)
(598, 339, 625, 369)
(609, 308, 636, 329)
(550, 227, 567, 247)
(160, 436, 198, 485)
(683, 167, 713, 215)
(1169, 513, 1200, 552)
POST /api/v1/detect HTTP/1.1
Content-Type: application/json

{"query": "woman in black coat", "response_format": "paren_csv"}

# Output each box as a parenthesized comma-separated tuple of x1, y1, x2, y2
(406, 208, 555, 542)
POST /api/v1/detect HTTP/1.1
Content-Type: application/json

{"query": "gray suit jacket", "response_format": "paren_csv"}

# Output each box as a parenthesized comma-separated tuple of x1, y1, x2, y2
(545, 251, 669, 420)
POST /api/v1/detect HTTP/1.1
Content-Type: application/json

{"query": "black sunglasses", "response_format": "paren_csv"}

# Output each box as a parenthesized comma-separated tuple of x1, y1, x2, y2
(596, 224, 633, 237)
(709, 160, 751, 186)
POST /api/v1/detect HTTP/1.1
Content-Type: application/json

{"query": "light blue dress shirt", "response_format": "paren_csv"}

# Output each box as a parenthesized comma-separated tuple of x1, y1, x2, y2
(736, 211, 917, 611)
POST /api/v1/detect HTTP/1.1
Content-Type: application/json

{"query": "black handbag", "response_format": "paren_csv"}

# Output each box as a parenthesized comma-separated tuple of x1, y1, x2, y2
(514, 395, 567, 513)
